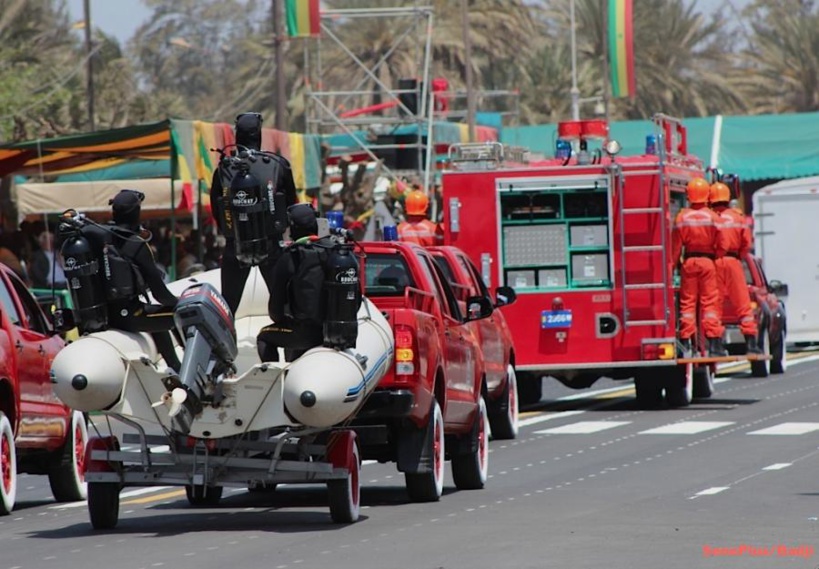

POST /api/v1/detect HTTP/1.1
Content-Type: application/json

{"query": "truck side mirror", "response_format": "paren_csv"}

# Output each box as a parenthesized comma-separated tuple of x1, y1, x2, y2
(464, 296, 493, 322)
(495, 285, 517, 307)
(768, 280, 788, 296)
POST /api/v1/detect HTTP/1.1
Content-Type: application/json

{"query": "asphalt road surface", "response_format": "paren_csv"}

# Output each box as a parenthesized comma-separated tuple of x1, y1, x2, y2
(5, 354, 819, 569)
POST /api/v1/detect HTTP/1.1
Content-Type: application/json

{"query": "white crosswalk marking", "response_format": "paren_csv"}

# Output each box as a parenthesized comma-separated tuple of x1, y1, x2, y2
(639, 421, 734, 435)
(747, 423, 819, 436)
(534, 421, 631, 435)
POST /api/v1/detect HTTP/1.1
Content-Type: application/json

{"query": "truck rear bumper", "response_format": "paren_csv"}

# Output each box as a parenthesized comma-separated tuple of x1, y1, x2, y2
(356, 389, 414, 418)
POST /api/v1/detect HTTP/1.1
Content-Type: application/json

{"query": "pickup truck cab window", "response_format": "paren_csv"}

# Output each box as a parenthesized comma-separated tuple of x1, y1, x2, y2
(365, 253, 415, 296)
(9, 274, 48, 334)
(0, 276, 21, 326)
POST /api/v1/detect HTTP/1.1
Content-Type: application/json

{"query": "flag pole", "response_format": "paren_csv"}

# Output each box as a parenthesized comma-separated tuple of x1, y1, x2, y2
(602, 0, 611, 123)
(569, 0, 580, 120)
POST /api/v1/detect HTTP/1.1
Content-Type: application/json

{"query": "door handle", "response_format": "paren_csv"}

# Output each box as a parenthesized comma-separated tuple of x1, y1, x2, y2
(38, 344, 46, 356)
(15, 340, 22, 352)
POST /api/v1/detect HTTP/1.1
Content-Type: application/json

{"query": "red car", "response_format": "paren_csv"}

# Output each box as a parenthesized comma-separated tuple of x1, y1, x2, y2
(0, 264, 87, 514)
(428, 246, 519, 439)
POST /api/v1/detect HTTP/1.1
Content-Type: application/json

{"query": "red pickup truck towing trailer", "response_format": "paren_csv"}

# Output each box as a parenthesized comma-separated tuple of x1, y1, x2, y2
(353, 241, 493, 501)
(441, 114, 768, 409)
(0, 264, 87, 514)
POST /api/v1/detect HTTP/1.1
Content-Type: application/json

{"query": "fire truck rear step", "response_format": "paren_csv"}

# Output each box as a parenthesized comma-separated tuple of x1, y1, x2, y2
(624, 283, 665, 290)
(622, 207, 663, 214)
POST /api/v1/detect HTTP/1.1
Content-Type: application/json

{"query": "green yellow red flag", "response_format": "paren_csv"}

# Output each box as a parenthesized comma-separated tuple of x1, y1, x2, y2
(608, 0, 635, 98)
(286, 0, 320, 38)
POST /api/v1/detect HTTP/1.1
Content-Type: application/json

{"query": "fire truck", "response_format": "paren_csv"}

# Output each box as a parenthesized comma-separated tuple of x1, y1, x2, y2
(441, 114, 766, 409)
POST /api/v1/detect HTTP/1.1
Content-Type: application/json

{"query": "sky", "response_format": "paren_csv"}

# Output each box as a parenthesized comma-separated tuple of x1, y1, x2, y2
(65, 0, 752, 45)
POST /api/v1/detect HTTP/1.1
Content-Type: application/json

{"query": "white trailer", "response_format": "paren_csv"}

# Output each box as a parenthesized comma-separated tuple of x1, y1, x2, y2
(753, 176, 819, 345)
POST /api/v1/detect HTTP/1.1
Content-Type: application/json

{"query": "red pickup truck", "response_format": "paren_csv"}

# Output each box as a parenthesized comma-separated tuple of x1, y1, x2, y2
(0, 264, 87, 514)
(355, 241, 493, 502)
(428, 246, 519, 439)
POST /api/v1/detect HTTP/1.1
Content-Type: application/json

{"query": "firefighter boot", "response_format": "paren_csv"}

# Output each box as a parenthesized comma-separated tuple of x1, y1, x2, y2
(745, 335, 763, 354)
(708, 337, 729, 357)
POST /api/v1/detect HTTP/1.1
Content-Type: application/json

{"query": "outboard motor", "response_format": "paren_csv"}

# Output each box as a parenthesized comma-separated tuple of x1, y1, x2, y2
(163, 283, 238, 434)
(229, 169, 270, 266)
(323, 241, 361, 350)
(59, 219, 108, 334)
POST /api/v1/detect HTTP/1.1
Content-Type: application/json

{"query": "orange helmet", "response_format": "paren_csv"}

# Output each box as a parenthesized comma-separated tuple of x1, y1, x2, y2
(405, 190, 429, 216)
(686, 177, 710, 204)
(709, 182, 731, 204)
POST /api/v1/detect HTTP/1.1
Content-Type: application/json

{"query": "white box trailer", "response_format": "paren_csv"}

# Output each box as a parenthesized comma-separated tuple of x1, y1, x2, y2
(753, 176, 819, 345)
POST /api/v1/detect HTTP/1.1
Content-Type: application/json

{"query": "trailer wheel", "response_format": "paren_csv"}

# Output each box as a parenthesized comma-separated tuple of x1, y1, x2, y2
(488, 365, 519, 440)
(516, 372, 542, 407)
(692, 365, 715, 399)
(0, 412, 16, 515)
(327, 433, 361, 524)
(49, 411, 89, 502)
(770, 329, 786, 375)
(750, 329, 770, 378)
(634, 374, 663, 409)
(405, 400, 445, 502)
(452, 397, 489, 490)
(88, 483, 120, 529)
(665, 363, 693, 408)
(185, 485, 223, 506)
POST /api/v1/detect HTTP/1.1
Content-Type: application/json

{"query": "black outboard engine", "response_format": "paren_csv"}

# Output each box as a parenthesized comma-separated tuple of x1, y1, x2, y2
(230, 169, 270, 266)
(323, 240, 361, 350)
(164, 282, 238, 434)
(59, 218, 108, 334)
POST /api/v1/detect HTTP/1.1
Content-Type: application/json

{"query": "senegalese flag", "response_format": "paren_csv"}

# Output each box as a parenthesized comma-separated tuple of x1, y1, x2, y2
(608, 0, 635, 98)
(286, 0, 320, 38)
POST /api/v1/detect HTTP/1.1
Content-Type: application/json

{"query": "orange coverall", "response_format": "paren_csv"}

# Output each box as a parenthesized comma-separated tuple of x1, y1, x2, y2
(713, 206, 757, 337)
(671, 205, 726, 340)
(397, 217, 444, 246)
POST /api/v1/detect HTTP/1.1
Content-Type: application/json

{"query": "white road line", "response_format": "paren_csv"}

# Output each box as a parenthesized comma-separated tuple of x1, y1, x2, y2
(747, 423, 819, 436)
(518, 410, 586, 427)
(762, 463, 792, 471)
(639, 421, 734, 435)
(50, 486, 173, 509)
(692, 487, 729, 497)
(534, 421, 631, 435)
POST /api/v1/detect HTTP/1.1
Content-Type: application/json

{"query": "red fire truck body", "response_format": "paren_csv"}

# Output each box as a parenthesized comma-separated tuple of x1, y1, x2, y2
(441, 116, 715, 408)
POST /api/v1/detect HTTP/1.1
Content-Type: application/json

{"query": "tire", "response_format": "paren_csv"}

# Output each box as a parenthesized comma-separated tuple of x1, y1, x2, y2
(516, 372, 542, 406)
(634, 374, 663, 409)
(185, 484, 223, 506)
(49, 411, 89, 502)
(665, 363, 693, 408)
(405, 400, 445, 502)
(0, 412, 16, 515)
(770, 329, 786, 375)
(750, 329, 770, 378)
(692, 365, 715, 399)
(88, 482, 120, 529)
(451, 397, 489, 490)
(488, 365, 519, 440)
(328, 439, 361, 523)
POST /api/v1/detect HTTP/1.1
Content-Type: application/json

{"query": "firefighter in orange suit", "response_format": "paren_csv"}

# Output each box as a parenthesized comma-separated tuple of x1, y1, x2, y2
(397, 190, 444, 246)
(671, 177, 728, 356)
(711, 182, 761, 354)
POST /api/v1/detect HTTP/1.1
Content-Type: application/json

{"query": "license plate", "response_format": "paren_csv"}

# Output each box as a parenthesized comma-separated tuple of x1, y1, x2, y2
(541, 309, 573, 329)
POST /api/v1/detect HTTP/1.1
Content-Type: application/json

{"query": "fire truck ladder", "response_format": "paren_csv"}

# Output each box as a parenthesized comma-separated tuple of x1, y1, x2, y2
(618, 167, 670, 328)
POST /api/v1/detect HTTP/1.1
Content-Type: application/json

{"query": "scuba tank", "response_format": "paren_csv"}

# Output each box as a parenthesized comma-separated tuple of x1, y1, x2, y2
(229, 170, 271, 266)
(60, 227, 108, 334)
(323, 242, 361, 350)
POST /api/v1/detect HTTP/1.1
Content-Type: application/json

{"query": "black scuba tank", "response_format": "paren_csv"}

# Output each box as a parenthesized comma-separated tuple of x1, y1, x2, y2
(229, 170, 271, 266)
(322, 243, 361, 350)
(61, 232, 108, 333)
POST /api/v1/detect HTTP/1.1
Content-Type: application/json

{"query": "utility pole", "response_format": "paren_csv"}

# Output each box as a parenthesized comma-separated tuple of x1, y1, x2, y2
(601, 0, 611, 124)
(569, 0, 580, 121)
(83, 0, 95, 131)
(273, 0, 287, 130)
(461, 0, 475, 142)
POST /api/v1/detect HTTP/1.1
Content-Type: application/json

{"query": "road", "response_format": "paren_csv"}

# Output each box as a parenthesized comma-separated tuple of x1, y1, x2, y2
(4, 354, 819, 569)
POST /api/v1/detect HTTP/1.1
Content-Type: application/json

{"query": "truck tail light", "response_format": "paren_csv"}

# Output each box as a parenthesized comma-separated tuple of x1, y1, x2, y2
(395, 324, 416, 377)
(642, 341, 676, 361)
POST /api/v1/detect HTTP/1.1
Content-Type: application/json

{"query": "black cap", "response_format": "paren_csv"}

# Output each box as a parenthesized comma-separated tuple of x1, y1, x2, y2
(235, 112, 263, 151)
(288, 203, 318, 240)
(110, 189, 144, 226)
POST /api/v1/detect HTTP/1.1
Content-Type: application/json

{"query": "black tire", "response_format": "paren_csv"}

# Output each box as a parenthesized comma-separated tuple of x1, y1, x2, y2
(516, 372, 542, 406)
(185, 484, 223, 506)
(750, 329, 770, 378)
(0, 412, 16, 515)
(49, 411, 89, 502)
(665, 364, 693, 408)
(88, 482, 120, 529)
(487, 365, 519, 440)
(451, 398, 489, 490)
(770, 329, 786, 375)
(692, 365, 715, 399)
(328, 440, 361, 524)
(405, 400, 445, 503)
(634, 374, 663, 409)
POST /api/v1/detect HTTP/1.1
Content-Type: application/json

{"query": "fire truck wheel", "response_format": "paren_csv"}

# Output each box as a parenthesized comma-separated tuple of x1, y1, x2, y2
(48, 410, 89, 502)
(451, 397, 489, 490)
(633, 374, 663, 409)
(665, 363, 693, 408)
(487, 365, 519, 440)
(0, 412, 17, 515)
(516, 372, 542, 407)
(405, 399, 445, 503)
(692, 365, 715, 399)
(750, 329, 770, 378)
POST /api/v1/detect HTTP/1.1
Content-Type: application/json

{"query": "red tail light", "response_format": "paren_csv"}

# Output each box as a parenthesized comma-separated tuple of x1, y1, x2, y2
(394, 324, 417, 379)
